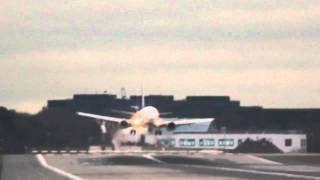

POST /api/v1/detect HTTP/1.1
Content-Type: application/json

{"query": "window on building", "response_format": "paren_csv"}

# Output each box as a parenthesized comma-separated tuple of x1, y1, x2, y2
(301, 139, 307, 147)
(199, 139, 215, 146)
(169, 139, 176, 147)
(285, 139, 292, 147)
(199, 139, 203, 146)
(218, 139, 234, 146)
(179, 139, 195, 147)
(267, 138, 273, 143)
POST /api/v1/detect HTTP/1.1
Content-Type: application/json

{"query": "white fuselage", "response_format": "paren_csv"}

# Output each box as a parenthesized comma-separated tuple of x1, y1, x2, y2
(129, 106, 163, 129)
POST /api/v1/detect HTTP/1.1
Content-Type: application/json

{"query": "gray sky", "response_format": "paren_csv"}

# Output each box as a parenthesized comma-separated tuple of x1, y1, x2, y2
(1, 0, 320, 113)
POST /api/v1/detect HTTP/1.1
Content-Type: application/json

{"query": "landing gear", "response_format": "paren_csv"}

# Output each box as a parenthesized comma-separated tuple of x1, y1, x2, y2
(140, 134, 146, 146)
(155, 130, 162, 136)
(130, 129, 136, 135)
(148, 127, 153, 133)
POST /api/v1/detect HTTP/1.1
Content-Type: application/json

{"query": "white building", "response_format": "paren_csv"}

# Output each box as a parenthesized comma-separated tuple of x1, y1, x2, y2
(118, 121, 307, 153)
(165, 132, 307, 153)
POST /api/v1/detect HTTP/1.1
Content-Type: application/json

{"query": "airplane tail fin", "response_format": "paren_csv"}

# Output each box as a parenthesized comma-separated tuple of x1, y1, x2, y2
(141, 85, 145, 109)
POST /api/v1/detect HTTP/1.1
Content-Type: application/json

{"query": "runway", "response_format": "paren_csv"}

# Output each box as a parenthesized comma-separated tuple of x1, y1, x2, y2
(2, 151, 320, 180)
(0, 155, 70, 180)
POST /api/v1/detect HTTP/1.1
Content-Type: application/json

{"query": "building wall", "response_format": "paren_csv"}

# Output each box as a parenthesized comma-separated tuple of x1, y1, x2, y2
(172, 133, 307, 153)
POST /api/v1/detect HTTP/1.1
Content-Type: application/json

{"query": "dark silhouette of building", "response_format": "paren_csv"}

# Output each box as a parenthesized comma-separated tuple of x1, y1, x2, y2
(46, 93, 320, 152)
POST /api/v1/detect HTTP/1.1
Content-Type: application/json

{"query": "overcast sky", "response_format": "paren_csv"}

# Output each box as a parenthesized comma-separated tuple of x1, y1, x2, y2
(1, 0, 320, 113)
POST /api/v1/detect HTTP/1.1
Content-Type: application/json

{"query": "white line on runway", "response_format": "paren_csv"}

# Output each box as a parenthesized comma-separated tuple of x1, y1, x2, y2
(215, 166, 320, 180)
(183, 165, 320, 180)
(36, 154, 85, 180)
(135, 153, 320, 179)
(246, 154, 283, 165)
(142, 154, 166, 164)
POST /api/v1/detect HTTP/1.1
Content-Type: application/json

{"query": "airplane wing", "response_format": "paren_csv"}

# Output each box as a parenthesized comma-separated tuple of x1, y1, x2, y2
(161, 118, 214, 126)
(77, 112, 126, 123)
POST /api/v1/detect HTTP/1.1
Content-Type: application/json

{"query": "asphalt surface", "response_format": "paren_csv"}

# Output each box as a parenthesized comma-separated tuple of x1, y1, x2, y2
(0, 155, 69, 180)
(258, 154, 320, 166)
(2, 152, 320, 180)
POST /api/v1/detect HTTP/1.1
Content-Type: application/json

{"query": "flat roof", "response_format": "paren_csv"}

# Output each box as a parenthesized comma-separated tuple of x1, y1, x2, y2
(174, 130, 305, 135)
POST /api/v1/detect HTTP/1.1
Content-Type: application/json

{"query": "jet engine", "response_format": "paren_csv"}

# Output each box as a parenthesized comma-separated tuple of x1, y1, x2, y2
(166, 122, 176, 131)
(120, 120, 129, 128)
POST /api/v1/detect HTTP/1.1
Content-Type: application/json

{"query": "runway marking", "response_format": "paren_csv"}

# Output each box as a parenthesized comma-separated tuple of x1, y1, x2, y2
(142, 154, 166, 164)
(217, 166, 320, 180)
(246, 155, 283, 165)
(183, 165, 320, 180)
(36, 154, 85, 180)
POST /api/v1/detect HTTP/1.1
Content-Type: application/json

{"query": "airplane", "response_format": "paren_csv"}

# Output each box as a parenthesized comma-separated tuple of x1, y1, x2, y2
(76, 94, 214, 145)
